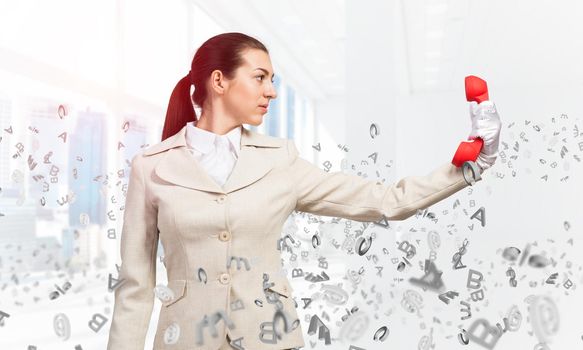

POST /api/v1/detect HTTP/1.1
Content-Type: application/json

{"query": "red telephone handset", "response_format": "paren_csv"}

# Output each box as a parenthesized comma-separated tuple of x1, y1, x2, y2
(451, 75, 489, 167)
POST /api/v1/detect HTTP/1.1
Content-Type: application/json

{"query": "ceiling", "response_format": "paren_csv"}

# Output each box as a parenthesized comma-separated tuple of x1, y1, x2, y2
(193, 0, 583, 100)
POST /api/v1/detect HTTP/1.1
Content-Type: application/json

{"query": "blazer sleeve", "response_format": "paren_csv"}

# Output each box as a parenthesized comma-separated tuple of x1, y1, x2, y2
(287, 139, 480, 222)
(107, 154, 159, 350)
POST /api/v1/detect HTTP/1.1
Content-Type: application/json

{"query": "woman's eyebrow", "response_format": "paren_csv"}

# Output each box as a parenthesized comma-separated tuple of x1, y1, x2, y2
(254, 67, 275, 78)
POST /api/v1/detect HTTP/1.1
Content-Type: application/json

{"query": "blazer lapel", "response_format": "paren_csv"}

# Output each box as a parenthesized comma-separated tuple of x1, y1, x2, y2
(144, 124, 284, 194)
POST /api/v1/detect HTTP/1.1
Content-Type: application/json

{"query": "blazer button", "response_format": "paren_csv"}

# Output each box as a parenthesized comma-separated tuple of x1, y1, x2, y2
(219, 230, 231, 242)
(216, 195, 226, 204)
(219, 273, 231, 284)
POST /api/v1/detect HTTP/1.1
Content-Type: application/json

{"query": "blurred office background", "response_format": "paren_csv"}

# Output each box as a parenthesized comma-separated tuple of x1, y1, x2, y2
(1, 0, 582, 349)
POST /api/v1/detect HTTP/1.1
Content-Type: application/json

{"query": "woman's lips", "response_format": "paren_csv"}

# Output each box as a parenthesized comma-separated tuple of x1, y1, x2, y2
(259, 106, 268, 111)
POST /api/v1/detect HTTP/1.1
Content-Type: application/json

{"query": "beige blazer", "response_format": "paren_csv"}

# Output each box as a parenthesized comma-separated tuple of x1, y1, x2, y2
(106, 124, 478, 350)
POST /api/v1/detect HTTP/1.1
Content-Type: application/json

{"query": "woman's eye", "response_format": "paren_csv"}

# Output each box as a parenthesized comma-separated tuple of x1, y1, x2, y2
(257, 75, 275, 83)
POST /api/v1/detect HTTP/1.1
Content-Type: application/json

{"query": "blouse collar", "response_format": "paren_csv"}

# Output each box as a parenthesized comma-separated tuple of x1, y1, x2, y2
(185, 120, 242, 157)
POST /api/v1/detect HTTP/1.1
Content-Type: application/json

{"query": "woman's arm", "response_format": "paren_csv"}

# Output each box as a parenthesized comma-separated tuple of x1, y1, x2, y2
(107, 154, 159, 350)
(288, 140, 480, 222)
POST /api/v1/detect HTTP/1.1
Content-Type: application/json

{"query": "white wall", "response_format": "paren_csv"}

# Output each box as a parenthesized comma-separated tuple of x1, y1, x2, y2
(319, 0, 583, 349)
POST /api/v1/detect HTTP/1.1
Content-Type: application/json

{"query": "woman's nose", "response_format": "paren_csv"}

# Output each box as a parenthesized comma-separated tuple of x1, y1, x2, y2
(266, 88, 277, 99)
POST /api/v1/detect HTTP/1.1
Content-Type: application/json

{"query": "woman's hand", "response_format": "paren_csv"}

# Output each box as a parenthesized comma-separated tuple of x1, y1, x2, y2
(468, 100, 502, 171)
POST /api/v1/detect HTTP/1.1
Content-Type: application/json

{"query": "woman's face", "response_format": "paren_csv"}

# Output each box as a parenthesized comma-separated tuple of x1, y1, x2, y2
(222, 48, 278, 126)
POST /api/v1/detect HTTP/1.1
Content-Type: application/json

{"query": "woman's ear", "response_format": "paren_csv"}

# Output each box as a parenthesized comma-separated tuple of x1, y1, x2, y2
(210, 70, 228, 94)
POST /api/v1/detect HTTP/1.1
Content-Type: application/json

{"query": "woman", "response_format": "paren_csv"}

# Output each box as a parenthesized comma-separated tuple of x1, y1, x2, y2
(106, 32, 501, 350)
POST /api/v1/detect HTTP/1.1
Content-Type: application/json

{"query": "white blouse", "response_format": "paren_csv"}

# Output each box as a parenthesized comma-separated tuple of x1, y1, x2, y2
(184, 120, 242, 187)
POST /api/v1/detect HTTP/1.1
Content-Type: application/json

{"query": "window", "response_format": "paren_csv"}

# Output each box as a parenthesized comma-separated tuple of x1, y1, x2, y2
(286, 86, 295, 139)
(265, 74, 281, 137)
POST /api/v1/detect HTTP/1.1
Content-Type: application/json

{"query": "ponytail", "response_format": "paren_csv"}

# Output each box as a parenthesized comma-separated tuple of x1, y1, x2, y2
(161, 74, 196, 142)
